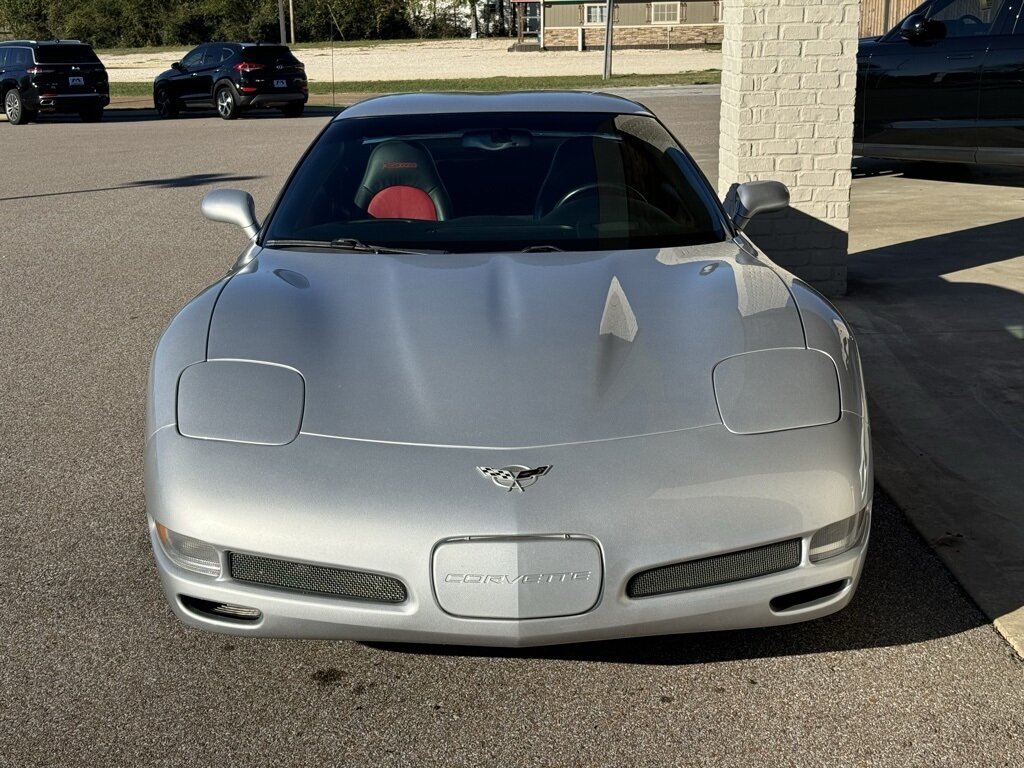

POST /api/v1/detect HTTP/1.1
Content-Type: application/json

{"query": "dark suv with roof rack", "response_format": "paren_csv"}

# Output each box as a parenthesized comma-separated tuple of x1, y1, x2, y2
(0, 40, 109, 125)
(153, 42, 308, 120)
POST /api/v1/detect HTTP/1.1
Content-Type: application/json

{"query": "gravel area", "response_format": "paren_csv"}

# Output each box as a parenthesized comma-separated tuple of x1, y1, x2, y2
(100, 38, 722, 82)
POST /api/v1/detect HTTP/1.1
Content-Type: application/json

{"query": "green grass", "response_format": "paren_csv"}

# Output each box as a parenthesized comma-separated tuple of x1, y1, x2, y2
(110, 71, 720, 99)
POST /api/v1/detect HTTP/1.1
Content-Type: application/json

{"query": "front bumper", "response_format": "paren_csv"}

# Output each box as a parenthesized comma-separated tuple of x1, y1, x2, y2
(146, 414, 872, 647)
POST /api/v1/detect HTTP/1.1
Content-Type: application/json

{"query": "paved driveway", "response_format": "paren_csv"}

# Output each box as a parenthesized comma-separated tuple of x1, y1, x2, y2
(0, 101, 1021, 766)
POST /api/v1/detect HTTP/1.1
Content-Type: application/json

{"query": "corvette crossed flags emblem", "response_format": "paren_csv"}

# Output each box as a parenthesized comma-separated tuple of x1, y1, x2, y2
(476, 465, 552, 492)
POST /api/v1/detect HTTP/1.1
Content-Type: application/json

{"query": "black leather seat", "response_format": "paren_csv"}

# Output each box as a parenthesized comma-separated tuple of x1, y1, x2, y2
(354, 141, 452, 221)
(534, 137, 601, 219)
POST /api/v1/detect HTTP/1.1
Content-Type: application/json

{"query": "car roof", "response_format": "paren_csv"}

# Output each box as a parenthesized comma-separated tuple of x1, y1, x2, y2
(1, 40, 86, 46)
(197, 42, 288, 47)
(335, 92, 653, 120)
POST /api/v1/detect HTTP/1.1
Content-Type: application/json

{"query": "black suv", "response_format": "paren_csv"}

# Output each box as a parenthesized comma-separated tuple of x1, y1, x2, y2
(153, 42, 308, 120)
(0, 40, 109, 125)
(857, 0, 1024, 165)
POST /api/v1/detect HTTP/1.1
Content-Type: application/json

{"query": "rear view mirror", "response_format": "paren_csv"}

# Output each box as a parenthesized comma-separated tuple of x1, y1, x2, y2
(171, 61, 183, 71)
(201, 188, 260, 239)
(724, 180, 789, 232)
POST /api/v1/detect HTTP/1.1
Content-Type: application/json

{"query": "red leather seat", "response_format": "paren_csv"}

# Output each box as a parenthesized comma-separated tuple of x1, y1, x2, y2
(354, 141, 452, 221)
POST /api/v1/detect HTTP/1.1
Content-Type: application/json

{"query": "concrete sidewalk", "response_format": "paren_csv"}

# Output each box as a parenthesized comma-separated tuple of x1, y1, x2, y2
(840, 158, 1024, 655)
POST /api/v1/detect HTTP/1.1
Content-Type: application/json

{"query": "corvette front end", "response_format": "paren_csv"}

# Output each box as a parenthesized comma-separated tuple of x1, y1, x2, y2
(146, 92, 872, 647)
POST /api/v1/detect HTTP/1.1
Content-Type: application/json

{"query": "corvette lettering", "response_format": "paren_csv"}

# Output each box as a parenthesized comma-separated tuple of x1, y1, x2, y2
(445, 571, 592, 584)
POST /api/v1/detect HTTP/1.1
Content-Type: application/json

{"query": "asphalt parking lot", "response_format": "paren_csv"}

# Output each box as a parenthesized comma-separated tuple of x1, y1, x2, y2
(1, 98, 1022, 767)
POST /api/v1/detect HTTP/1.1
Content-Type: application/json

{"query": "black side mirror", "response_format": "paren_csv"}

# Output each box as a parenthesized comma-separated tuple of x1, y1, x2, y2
(171, 61, 183, 71)
(724, 181, 790, 232)
(900, 14, 943, 42)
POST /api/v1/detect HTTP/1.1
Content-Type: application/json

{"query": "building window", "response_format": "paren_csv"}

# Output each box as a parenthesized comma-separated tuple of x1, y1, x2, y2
(651, 2, 680, 23)
(585, 3, 608, 24)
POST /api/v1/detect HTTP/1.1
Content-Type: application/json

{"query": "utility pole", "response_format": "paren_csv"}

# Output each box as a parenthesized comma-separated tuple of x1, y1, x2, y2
(602, 0, 614, 79)
(278, 0, 287, 43)
(289, 0, 296, 43)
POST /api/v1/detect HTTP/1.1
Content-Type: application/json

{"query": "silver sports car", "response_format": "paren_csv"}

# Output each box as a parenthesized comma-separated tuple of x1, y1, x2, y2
(146, 92, 872, 647)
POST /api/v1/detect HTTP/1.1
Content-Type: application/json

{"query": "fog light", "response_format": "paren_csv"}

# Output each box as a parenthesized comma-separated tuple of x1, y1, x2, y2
(809, 510, 866, 563)
(156, 523, 221, 576)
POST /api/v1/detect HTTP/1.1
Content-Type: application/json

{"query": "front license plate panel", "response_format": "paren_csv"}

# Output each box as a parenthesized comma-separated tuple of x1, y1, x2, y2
(432, 535, 602, 619)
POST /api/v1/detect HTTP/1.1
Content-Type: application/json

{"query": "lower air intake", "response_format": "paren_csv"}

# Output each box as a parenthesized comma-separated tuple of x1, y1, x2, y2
(627, 539, 802, 598)
(229, 552, 407, 604)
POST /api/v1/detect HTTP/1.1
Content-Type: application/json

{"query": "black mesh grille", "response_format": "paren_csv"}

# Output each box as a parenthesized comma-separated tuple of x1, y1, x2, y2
(229, 552, 407, 604)
(627, 539, 802, 598)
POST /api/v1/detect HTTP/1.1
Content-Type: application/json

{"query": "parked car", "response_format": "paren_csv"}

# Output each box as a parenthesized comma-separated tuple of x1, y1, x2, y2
(0, 40, 109, 125)
(856, 0, 1024, 165)
(153, 42, 307, 120)
(147, 92, 872, 647)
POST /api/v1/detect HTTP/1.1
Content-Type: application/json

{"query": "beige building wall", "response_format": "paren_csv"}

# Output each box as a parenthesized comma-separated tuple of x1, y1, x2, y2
(718, 0, 859, 295)
(543, 1, 724, 47)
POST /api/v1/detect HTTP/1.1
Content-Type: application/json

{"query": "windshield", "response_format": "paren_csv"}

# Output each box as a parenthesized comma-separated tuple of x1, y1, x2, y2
(35, 45, 101, 64)
(263, 111, 726, 253)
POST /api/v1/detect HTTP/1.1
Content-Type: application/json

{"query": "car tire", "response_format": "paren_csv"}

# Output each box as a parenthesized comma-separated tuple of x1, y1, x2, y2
(155, 88, 178, 119)
(4, 88, 28, 125)
(281, 102, 304, 118)
(215, 85, 239, 120)
(79, 107, 103, 123)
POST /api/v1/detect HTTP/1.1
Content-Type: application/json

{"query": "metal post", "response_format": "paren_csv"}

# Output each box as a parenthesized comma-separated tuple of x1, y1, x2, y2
(602, 0, 614, 79)
(289, 0, 296, 43)
(278, 0, 287, 43)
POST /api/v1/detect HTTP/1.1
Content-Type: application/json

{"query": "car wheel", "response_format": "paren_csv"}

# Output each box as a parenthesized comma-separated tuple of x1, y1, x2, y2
(79, 107, 103, 123)
(155, 88, 178, 119)
(281, 102, 304, 118)
(4, 88, 28, 125)
(215, 86, 239, 120)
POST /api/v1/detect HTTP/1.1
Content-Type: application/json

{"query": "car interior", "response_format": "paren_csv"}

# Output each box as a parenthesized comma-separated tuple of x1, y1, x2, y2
(266, 113, 726, 252)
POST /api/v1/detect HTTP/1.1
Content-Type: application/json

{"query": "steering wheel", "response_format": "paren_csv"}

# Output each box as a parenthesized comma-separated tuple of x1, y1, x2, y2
(959, 13, 983, 24)
(551, 182, 647, 212)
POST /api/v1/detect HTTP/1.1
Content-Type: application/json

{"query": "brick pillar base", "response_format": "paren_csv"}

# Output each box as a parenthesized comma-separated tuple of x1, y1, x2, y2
(718, 0, 859, 296)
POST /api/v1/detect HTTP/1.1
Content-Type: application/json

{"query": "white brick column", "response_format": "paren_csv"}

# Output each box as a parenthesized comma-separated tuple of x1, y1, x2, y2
(718, 0, 859, 296)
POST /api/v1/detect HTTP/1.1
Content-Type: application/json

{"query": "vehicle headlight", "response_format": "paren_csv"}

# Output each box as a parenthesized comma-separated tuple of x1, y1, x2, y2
(176, 360, 304, 445)
(156, 523, 221, 576)
(713, 348, 841, 434)
(809, 508, 868, 562)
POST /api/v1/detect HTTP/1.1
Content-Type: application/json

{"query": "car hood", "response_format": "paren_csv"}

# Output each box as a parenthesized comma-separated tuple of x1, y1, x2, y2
(206, 241, 804, 448)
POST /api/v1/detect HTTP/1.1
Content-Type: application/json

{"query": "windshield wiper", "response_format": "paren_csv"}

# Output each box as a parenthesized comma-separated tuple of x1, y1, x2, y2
(263, 238, 440, 255)
(521, 244, 565, 253)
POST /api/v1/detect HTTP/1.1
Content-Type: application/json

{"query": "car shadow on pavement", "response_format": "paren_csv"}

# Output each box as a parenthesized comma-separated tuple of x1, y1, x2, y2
(836, 211, 1024, 648)
(367, 485, 991, 664)
(854, 156, 1024, 189)
(0, 172, 264, 202)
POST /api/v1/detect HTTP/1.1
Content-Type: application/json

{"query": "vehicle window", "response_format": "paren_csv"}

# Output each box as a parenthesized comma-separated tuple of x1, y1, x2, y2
(35, 44, 100, 64)
(923, 0, 1004, 36)
(11, 47, 31, 67)
(0, 49, 7, 68)
(219, 47, 236, 63)
(180, 47, 205, 69)
(264, 112, 727, 254)
(240, 45, 300, 65)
